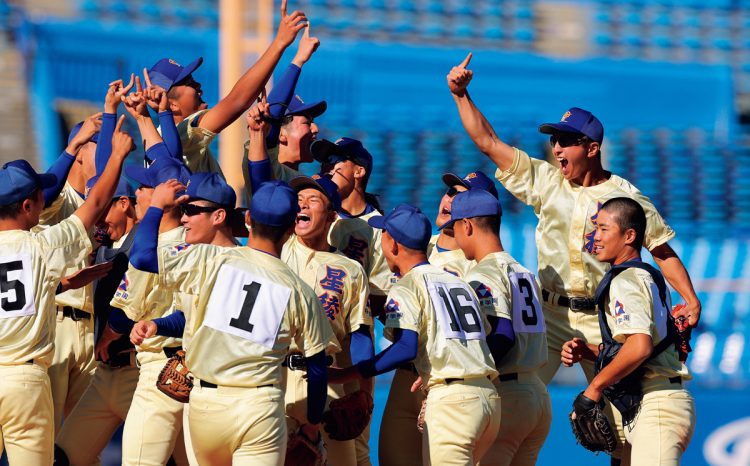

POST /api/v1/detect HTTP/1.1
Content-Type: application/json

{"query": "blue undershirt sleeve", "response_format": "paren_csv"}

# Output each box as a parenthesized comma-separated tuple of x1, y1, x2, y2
(247, 160, 273, 194)
(153, 311, 186, 338)
(349, 326, 375, 366)
(129, 207, 162, 273)
(108, 307, 136, 334)
(44, 151, 76, 207)
(158, 110, 182, 160)
(355, 328, 418, 378)
(266, 64, 301, 147)
(95, 112, 117, 175)
(305, 350, 328, 424)
(486, 315, 515, 366)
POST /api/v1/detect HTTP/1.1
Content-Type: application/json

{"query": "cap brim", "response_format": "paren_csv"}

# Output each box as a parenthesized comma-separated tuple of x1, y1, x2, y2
(173, 57, 204, 86)
(124, 165, 152, 187)
(311, 139, 339, 163)
(367, 215, 387, 230)
(38, 173, 57, 190)
(289, 100, 327, 119)
(538, 123, 585, 135)
(438, 218, 458, 231)
(441, 173, 469, 190)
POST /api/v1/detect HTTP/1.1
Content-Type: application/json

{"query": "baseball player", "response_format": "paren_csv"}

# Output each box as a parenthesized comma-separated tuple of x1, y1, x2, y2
(561, 197, 695, 465)
(54, 177, 139, 466)
(329, 204, 501, 466)
(130, 179, 333, 465)
(0, 123, 133, 464)
(104, 156, 192, 466)
(146, 0, 310, 176)
(281, 174, 374, 466)
(447, 53, 700, 462)
(445, 189, 552, 466)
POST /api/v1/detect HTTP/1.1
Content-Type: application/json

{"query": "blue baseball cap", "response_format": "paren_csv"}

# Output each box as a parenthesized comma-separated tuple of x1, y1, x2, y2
(147, 57, 203, 90)
(68, 121, 100, 146)
(124, 157, 191, 188)
(538, 107, 604, 144)
(439, 189, 503, 230)
(270, 94, 327, 119)
(186, 172, 236, 208)
(312, 137, 373, 175)
(250, 180, 300, 228)
(289, 174, 342, 212)
(368, 204, 432, 251)
(85, 176, 135, 200)
(441, 170, 499, 199)
(0, 160, 57, 206)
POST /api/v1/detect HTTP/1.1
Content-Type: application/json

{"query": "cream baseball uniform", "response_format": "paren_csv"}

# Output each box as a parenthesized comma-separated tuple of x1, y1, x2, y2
(384, 263, 500, 466)
(379, 235, 473, 466)
(176, 109, 223, 176)
(281, 236, 371, 466)
(0, 214, 92, 465)
(110, 226, 189, 466)
(604, 268, 694, 466)
(55, 232, 140, 466)
(156, 244, 333, 465)
(241, 143, 300, 207)
(467, 252, 552, 466)
(36, 182, 98, 431)
(495, 148, 675, 384)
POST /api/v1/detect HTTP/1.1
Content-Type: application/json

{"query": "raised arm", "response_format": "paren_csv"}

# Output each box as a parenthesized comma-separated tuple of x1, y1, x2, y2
(246, 93, 274, 193)
(650, 243, 701, 327)
(122, 78, 165, 152)
(198, 0, 308, 134)
(96, 75, 135, 174)
(448, 53, 516, 171)
(142, 72, 182, 160)
(74, 115, 134, 231)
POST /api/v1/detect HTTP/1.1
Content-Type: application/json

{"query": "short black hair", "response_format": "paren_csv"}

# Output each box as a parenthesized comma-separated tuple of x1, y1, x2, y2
(601, 197, 646, 250)
(0, 189, 39, 220)
(470, 215, 501, 235)
(250, 218, 292, 243)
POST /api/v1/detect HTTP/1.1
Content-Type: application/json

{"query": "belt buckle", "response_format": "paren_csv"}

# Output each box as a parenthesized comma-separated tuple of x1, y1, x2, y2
(67, 306, 82, 322)
(569, 297, 592, 312)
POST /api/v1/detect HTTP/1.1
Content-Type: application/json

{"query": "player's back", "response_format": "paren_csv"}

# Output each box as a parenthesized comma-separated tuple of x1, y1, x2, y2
(386, 263, 497, 389)
(468, 252, 548, 375)
(0, 216, 91, 366)
(187, 247, 330, 388)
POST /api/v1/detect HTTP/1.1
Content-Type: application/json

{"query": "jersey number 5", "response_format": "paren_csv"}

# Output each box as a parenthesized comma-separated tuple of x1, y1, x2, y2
(0, 261, 26, 312)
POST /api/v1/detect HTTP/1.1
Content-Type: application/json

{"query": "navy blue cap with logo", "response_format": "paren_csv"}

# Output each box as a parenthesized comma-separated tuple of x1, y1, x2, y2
(439, 189, 503, 230)
(311, 137, 373, 176)
(441, 170, 499, 199)
(85, 176, 135, 200)
(250, 180, 300, 228)
(125, 157, 191, 188)
(147, 57, 204, 90)
(289, 174, 342, 212)
(368, 204, 432, 251)
(538, 107, 604, 144)
(270, 94, 327, 120)
(0, 160, 57, 206)
(186, 172, 236, 208)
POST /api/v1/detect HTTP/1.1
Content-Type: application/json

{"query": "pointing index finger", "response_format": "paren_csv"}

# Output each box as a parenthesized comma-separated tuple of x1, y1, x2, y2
(135, 75, 143, 94)
(142, 68, 153, 89)
(281, 0, 288, 17)
(459, 52, 472, 69)
(304, 20, 310, 38)
(115, 114, 126, 132)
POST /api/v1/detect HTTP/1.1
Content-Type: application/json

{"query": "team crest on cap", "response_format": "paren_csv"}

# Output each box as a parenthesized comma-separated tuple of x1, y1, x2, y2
(294, 95, 304, 104)
(169, 59, 181, 66)
(335, 138, 345, 144)
(311, 174, 321, 180)
(465, 172, 478, 180)
(561, 111, 572, 122)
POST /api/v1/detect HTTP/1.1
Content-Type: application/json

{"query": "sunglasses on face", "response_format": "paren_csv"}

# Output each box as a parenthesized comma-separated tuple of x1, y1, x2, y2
(181, 204, 220, 217)
(549, 134, 588, 148)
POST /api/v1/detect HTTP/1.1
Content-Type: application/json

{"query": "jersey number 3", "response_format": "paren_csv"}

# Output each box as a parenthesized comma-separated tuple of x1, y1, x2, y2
(509, 272, 545, 333)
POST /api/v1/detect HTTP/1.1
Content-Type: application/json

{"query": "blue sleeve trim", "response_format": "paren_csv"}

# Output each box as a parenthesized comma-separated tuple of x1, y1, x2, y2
(486, 315, 515, 366)
(356, 328, 418, 378)
(247, 159, 272, 194)
(109, 307, 136, 334)
(350, 326, 375, 366)
(305, 350, 328, 424)
(95, 113, 117, 175)
(153, 311, 186, 338)
(129, 207, 162, 273)
(158, 111, 182, 160)
(265, 63, 301, 147)
(44, 151, 75, 207)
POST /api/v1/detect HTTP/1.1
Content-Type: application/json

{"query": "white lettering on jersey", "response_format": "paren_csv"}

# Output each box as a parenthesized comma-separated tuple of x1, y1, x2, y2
(509, 272, 545, 333)
(203, 265, 290, 348)
(427, 280, 485, 340)
(0, 253, 36, 319)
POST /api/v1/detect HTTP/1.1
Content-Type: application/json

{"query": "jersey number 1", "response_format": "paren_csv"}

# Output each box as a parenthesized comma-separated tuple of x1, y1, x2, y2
(230, 282, 261, 332)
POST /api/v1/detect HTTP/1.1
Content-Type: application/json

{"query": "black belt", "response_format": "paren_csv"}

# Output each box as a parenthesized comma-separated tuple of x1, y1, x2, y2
(668, 376, 682, 385)
(541, 290, 596, 311)
(200, 381, 273, 389)
(498, 373, 518, 382)
(163, 346, 182, 358)
(398, 362, 418, 374)
(59, 306, 91, 321)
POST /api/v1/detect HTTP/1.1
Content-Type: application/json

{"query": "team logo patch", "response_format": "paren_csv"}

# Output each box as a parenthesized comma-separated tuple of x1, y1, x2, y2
(170, 243, 193, 256)
(473, 282, 495, 307)
(561, 111, 572, 122)
(385, 298, 402, 319)
(168, 59, 181, 66)
(465, 172, 478, 180)
(118, 276, 129, 291)
(583, 202, 603, 254)
(614, 299, 630, 324)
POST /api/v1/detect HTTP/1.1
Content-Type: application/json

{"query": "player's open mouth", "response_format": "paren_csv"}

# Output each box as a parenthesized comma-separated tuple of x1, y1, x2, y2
(557, 157, 569, 174)
(441, 207, 451, 216)
(296, 214, 311, 228)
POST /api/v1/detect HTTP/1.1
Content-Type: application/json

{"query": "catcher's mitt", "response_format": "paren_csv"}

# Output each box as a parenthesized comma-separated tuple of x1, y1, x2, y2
(285, 429, 325, 466)
(156, 350, 193, 403)
(569, 391, 617, 453)
(322, 390, 374, 441)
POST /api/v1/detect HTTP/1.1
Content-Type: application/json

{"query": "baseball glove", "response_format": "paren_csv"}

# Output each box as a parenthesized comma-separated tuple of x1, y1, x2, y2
(569, 391, 617, 453)
(417, 399, 427, 433)
(156, 350, 193, 403)
(285, 430, 325, 466)
(322, 390, 374, 441)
